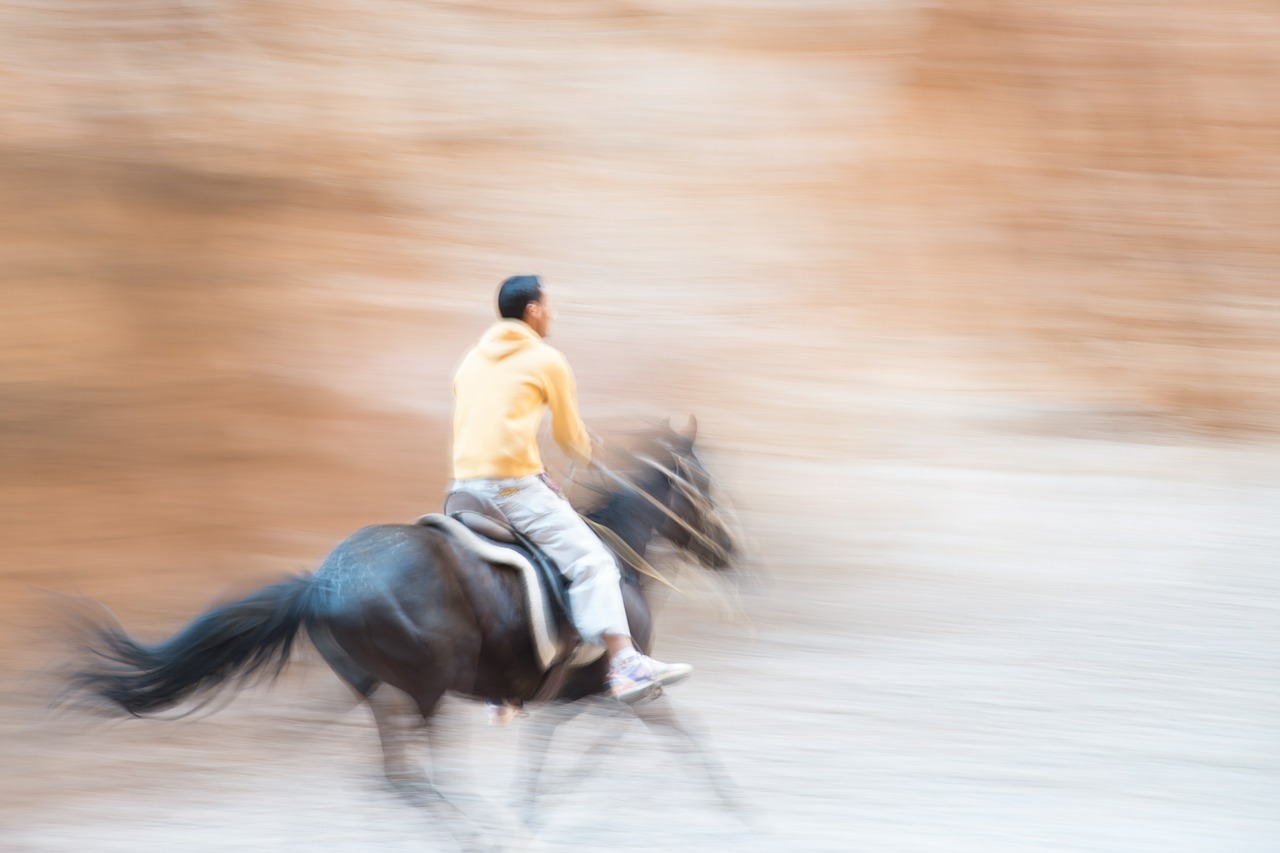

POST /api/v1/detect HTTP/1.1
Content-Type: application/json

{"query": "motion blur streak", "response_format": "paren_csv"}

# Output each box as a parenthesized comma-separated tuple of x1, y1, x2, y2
(2, 2, 1277, 851)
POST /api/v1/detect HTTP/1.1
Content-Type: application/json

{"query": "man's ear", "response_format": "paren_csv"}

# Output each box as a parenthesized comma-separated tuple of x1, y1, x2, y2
(681, 415, 698, 442)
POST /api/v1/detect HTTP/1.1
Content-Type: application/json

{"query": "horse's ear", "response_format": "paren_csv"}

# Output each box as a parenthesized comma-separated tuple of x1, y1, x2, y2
(682, 415, 698, 442)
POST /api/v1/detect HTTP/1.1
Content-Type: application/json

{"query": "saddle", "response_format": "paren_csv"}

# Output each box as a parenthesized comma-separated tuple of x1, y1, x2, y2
(441, 490, 573, 625)
(415, 492, 602, 673)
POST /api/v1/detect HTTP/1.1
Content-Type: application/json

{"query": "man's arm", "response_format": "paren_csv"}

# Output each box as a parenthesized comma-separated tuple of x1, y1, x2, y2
(543, 351, 593, 466)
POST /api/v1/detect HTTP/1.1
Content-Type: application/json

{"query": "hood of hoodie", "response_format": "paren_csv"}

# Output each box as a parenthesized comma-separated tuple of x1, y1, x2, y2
(477, 319, 541, 360)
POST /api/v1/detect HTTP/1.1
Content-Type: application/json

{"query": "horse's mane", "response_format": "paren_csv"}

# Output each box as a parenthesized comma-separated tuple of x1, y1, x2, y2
(585, 460, 669, 531)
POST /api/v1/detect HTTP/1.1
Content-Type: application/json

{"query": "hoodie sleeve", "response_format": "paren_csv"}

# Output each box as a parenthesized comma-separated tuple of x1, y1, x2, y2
(542, 350, 593, 466)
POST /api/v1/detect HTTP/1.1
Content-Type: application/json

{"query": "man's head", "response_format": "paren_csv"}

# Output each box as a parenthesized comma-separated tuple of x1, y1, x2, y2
(497, 274, 552, 338)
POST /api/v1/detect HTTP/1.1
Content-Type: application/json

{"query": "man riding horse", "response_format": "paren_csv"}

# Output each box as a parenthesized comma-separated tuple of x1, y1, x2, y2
(62, 280, 740, 840)
(449, 274, 692, 704)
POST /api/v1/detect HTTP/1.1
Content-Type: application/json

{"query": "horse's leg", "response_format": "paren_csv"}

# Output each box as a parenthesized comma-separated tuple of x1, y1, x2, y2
(365, 686, 500, 852)
(514, 694, 645, 828)
(551, 697, 631, 786)
(630, 694, 745, 813)
(511, 699, 592, 826)
(366, 685, 428, 791)
(313, 623, 455, 804)
(309, 622, 379, 700)
(512, 586, 653, 824)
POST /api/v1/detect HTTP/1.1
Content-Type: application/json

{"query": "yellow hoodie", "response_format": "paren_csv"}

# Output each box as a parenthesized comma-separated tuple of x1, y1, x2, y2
(451, 320, 592, 480)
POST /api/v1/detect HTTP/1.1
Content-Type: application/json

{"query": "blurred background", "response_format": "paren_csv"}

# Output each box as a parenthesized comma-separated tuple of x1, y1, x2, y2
(2, 2, 1278, 851)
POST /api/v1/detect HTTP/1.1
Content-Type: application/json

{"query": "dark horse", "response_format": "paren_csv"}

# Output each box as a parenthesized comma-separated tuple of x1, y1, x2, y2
(66, 420, 737, 841)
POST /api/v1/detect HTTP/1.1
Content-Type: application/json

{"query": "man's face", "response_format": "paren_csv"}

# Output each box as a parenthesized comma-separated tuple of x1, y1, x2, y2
(525, 289, 553, 338)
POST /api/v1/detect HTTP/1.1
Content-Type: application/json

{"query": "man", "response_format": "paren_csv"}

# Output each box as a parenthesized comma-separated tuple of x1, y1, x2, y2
(450, 274, 691, 703)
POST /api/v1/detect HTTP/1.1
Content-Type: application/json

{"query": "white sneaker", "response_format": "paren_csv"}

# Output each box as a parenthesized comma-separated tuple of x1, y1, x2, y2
(607, 654, 693, 703)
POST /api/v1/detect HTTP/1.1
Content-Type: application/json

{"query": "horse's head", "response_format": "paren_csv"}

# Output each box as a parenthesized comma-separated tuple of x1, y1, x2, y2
(634, 417, 737, 572)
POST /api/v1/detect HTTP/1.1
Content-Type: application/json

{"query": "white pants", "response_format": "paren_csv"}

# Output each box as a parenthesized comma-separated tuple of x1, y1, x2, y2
(449, 475, 630, 646)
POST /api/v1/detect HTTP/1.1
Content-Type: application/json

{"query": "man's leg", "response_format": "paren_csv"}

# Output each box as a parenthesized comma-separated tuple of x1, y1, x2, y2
(495, 479, 691, 701)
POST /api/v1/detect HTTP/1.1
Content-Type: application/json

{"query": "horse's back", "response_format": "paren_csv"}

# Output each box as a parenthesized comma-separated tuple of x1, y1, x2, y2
(313, 523, 446, 609)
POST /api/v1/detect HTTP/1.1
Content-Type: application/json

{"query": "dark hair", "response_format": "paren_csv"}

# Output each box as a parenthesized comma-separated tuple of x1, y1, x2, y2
(497, 275, 543, 320)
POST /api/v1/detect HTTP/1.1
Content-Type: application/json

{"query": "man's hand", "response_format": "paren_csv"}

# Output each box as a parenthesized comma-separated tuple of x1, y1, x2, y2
(539, 473, 564, 497)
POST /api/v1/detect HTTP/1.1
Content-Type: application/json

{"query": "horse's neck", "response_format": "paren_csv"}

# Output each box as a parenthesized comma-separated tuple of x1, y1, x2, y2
(588, 475, 668, 558)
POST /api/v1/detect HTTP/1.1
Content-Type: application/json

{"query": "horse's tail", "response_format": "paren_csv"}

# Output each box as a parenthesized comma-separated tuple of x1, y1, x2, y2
(68, 575, 321, 717)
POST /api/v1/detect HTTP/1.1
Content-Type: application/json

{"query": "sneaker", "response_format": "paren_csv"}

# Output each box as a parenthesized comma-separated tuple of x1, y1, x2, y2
(607, 654, 693, 704)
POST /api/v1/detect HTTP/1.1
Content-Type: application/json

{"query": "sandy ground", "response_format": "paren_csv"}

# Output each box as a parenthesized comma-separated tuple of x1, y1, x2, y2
(3, 2, 1279, 851)
(4, 397, 1278, 852)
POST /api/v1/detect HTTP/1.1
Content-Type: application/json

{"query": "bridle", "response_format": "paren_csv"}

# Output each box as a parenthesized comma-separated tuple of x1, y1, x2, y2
(587, 450, 733, 567)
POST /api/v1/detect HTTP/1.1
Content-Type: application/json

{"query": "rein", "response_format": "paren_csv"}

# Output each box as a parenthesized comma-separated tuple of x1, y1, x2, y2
(590, 456, 732, 566)
(579, 515, 679, 591)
